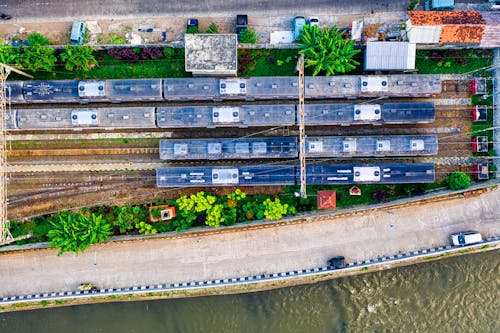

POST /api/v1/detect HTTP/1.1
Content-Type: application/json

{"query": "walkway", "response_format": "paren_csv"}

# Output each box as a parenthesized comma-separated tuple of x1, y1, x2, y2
(1, 187, 499, 298)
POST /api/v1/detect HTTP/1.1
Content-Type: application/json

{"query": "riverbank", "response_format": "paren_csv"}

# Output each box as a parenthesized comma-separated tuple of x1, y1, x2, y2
(1, 240, 498, 313)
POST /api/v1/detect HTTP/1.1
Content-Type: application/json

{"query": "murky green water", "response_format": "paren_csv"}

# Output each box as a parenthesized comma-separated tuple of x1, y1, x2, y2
(1, 250, 498, 333)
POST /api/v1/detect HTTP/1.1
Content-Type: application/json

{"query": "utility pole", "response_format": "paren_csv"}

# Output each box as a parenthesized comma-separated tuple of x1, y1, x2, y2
(0, 63, 33, 246)
(296, 54, 307, 199)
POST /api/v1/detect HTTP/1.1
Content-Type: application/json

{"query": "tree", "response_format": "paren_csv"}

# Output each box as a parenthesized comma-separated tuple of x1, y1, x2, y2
(263, 198, 289, 220)
(18, 45, 57, 72)
(448, 172, 471, 190)
(239, 29, 259, 44)
(27, 32, 51, 46)
(297, 24, 360, 76)
(114, 207, 134, 233)
(47, 212, 112, 255)
(0, 45, 19, 65)
(59, 45, 97, 71)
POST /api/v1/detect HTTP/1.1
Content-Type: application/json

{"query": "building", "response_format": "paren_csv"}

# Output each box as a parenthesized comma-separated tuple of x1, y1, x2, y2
(479, 11, 500, 48)
(364, 42, 416, 71)
(406, 11, 485, 46)
(184, 34, 238, 76)
(472, 136, 488, 153)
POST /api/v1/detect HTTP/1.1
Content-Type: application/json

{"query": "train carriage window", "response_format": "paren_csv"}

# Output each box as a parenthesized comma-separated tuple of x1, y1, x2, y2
(322, 109, 328, 115)
(292, 82, 298, 87)
(265, 113, 270, 117)
(397, 80, 403, 85)
(271, 84, 277, 89)
(55, 116, 62, 121)
(329, 81, 335, 86)
(411, 82, 417, 87)
(144, 112, 150, 117)
(308, 83, 315, 89)
(256, 83, 262, 87)
(123, 115, 129, 120)
(203, 85, 210, 90)
(188, 83, 194, 88)
(250, 111, 255, 115)
(285, 110, 292, 115)
(344, 83, 351, 88)
(108, 113, 115, 118)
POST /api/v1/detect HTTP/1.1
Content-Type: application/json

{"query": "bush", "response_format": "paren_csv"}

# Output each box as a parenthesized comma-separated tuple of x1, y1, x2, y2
(239, 29, 259, 44)
(186, 26, 199, 34)
(408, 0, 420, 10)
(27, 32, 51, 46)
(447, 172, 471, 190)
(206, 23, 219, 34)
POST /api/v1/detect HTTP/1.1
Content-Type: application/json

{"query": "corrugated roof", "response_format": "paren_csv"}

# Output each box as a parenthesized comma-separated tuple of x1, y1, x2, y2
(408, 11, 486, 44)
(479, 11, 500, 48)
(317, 191, 336, 210)
(408, 11, 485, 25)
(365, 42, 416, 70)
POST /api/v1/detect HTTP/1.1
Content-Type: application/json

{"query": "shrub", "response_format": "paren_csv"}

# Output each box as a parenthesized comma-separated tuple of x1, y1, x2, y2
(27, 32, 51, 46)
(447, 172, 471, 190)
(206, 23, 219, 34)
(163, 46, 175, 58)
(108, 48, 140, 61)
(186, 26, 199, 34)
(239, 29, 259, 44)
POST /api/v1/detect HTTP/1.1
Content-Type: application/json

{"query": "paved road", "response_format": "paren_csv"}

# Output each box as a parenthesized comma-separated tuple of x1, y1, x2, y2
(2, 1, 409, 21)
(0, 188, 499, 298)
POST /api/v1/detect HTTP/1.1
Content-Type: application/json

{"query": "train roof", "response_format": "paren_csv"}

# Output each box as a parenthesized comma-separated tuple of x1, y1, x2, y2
(381, 102, 435, 123)
(22, 80, 79, 102)
(247, 77, 298, 99)
(305, 75, 441, 98)
(156, 165, 296, 187)
(5, 81, 24, 103)
(156, 104, 296, 128)
(304, 102, 435, 125)
(12, 107, 156, 129)
(160, 137, 298, 160)
(163, 78, 220, 100)
(107, 79, 163, 101)
(306, 163, 435, 184)
(306, 135, 438, 157)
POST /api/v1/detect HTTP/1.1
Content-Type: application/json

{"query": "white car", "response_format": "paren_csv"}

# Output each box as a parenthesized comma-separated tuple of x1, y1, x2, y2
(309, 17, 319, 27)
(450, 231, 482, 246)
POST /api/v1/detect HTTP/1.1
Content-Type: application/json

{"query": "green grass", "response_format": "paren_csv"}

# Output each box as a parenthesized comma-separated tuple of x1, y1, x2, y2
(415, 49, 492, 74)
(239, 49, 299, 76)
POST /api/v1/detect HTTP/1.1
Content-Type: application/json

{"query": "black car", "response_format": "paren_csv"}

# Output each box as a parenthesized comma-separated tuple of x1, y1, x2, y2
(0, 13, 12, 20)
(236, 14, 248, 39)
(328, 256, 346, 269)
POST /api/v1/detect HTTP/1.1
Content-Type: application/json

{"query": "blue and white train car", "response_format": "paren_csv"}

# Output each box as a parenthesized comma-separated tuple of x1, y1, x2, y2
(160, 137, 298, 160)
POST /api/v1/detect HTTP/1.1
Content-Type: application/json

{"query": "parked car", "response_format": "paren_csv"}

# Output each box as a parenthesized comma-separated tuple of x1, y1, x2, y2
(0, 13, 12, 20)
(328, 256, 346, 269)
(186, 18, 199, 33)
(293, 15, 306, 41)
(236, 14, 248, 41)
(308, 17, 319, 27)
(69, 21, 86, 46)
(450, 231, 482, 246)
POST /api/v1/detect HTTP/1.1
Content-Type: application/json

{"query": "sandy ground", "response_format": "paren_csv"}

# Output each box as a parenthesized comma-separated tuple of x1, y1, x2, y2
(1, 187, 499, 298)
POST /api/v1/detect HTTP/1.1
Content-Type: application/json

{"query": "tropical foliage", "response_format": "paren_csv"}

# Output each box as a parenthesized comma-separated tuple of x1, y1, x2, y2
(206, 23, 219, 34)
(297, 24, 360, 76)
(447, 172, 471, 190)
(60, 45, 98, 71)
(239, 29, 259, 44)
(18, 45, 57, 72)
(47, 212, 112, 255)
(263, 198, 289, 220)
(27, 32, 51, 46)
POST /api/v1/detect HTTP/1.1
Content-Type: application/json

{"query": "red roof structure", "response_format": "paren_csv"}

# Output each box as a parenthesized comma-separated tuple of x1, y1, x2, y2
(408, 11, 485, 44)
(317, 190, 336, 210)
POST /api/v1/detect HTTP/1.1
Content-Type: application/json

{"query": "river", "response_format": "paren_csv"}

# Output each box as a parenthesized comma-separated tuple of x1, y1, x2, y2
(0, 250, 498, 332)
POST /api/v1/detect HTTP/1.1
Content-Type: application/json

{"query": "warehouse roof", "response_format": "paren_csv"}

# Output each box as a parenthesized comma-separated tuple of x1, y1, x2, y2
(365, 42, 416, 71)
(184, 34, 238, 76)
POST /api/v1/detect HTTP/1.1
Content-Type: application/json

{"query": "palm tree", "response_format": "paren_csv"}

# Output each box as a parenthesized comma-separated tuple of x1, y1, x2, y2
(59, 45, 97, 71)
(297, 25, 360, 76)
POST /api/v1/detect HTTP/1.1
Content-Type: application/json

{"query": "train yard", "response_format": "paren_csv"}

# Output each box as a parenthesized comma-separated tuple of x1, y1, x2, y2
(4, 74, 487, 221)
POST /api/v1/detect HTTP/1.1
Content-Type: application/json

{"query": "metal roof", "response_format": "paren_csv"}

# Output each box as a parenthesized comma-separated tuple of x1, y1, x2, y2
(305, 135, 438, 157)
(107, 79, 163, 101)
(156, 105, 296, 128)
(22, 80, 80, 102)
(304, 102, 435, 125)
(156, 165, 296, 187)
(307, 163, 435, 184)
(365, 42, 416, 71)
(160, 137, 298, 160)
(12, 107, 156, 130)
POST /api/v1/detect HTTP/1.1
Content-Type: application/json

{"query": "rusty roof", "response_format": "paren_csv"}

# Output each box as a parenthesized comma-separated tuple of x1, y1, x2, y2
(409, 11, 486, 43)
(408, 11, 485, 25)
(317, 190, 337, 210)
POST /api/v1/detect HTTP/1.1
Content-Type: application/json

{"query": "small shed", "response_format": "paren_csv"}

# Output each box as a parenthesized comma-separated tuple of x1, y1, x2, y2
(364, 42, 416, 71)
(470, 78, 487, 95)
(473, 163, 489, 180)
(317, 190, 337, 210)
(184, 34, 238, 77)
(472, 136, 488, 153)
(470, 105, 487, 122)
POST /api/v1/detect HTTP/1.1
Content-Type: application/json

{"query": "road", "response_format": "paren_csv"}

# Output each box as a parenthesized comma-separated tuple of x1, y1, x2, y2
(0, 187, 499, 298)
(2, 1, 408, 21)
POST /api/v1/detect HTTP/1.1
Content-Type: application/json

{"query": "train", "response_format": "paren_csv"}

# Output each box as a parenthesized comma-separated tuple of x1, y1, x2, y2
(5, 102, 435, 130)
(156, 163, 436, 187)
(159, 135, 439, 160)
(6, 74, 441, 104)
